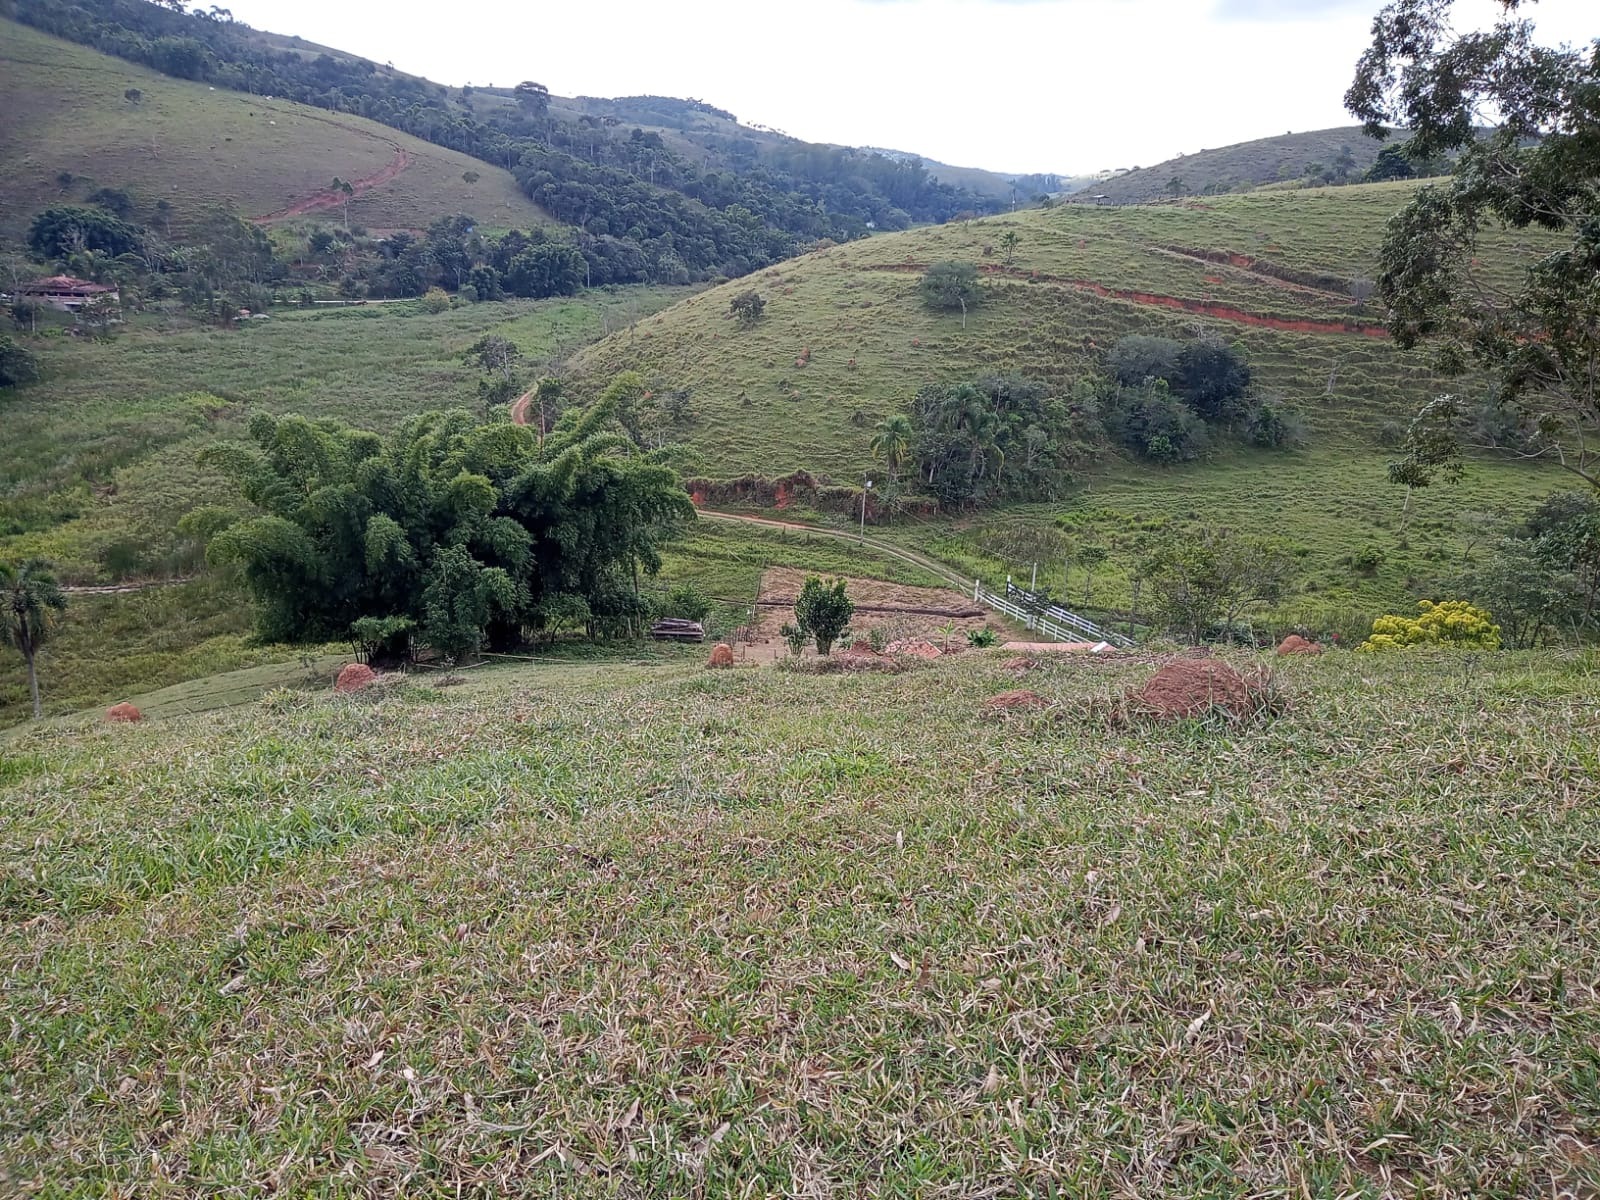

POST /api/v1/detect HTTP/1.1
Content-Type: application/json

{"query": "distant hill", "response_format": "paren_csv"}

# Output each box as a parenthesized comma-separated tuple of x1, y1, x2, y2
(7, 0, 1015, 283)
(1080, 128, 1390, 205)
(863, 150, 1085, 204)
(0, 18, 548, 239)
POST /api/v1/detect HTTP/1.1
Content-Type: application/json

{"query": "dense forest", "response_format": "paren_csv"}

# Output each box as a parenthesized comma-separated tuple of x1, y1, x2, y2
(7, 0, 1000, 284)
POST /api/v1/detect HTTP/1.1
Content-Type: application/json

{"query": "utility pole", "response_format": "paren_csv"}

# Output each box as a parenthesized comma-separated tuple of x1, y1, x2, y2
(860, 479, 873, 541)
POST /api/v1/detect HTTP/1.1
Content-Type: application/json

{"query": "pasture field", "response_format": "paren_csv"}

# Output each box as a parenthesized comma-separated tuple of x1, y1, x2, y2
(2, 646, 1597, 1195)
(0, 17, 545, 238)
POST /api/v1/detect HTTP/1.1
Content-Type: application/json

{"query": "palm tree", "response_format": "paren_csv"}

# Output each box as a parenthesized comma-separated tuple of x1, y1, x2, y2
(2, 559, 68, 720)
(869, 415, 913, 481)
(330, 177, 356, 228)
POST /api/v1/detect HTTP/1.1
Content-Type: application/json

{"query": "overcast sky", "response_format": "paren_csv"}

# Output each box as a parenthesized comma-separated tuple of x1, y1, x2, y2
(216, 0, 1594, 176)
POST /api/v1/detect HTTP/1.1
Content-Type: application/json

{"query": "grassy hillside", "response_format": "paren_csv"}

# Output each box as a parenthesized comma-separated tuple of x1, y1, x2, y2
(567, 182, 1563, 632)
(569, 182, 1543, 470)
(0, 17, 547, 238)
(1084, 127, 1389, 204)
(3, 645, 1598, 1194)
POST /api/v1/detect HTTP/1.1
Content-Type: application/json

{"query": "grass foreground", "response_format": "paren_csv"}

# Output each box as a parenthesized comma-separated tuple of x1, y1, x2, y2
(2, 646, 1598, 1195)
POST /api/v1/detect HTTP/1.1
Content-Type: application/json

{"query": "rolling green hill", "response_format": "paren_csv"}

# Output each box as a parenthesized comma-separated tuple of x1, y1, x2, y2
(567, 182, 1563, 632)
(0, 17, 548, 238)
(568, 182, 1540, 472)
(1082, 127, 1390, 204)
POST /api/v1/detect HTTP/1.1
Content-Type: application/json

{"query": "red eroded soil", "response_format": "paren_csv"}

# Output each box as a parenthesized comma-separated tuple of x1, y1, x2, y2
(863, 262, 1387, 337)
(256, 144, 412, 222)
(1134, 659, 1261, 720)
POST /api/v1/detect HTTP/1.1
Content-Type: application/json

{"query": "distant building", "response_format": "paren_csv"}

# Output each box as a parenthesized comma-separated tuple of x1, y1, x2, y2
(15, 275, 120, 313)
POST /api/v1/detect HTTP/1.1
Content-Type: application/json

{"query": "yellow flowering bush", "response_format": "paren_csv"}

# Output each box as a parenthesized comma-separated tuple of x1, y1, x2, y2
(1360, 600, 1502, 651)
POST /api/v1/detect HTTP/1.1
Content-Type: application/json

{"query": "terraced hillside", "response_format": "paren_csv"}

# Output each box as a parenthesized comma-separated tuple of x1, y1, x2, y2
(0, 17, 547, 238)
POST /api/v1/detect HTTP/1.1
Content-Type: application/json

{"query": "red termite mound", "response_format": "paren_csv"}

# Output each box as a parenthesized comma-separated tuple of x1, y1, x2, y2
(1134, 660, 1261, 720)
(335, 663, 377, 693)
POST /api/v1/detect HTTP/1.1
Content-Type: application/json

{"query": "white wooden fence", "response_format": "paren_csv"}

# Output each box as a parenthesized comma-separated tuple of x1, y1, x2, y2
(974, 579, 1134, 648)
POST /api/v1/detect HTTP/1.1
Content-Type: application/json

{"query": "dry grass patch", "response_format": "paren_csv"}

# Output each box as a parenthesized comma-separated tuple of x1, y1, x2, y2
(2, 650, 1598, 1195)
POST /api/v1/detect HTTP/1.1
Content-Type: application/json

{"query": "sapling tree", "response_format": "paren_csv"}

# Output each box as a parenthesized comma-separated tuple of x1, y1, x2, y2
(794, 576, 854, 656)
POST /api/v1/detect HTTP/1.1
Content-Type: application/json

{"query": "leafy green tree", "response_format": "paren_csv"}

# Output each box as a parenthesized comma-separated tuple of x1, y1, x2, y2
(1139, 527, 1296, 642)
(919, 261, 983, 328)
(1346, 0, 1600, 490)
(1104, 380, 1210, 464)
(794, 576, 854, 656)
(0, 337, 40, 388)
(1175, 335, 1252, 423)
(729, 290, 765, 326)
(27, 205, 141, 259)
(514, 81, 551, 116)
(204, 383, 693, 656)
(503, 244, 584, 298)
(2, 559, 67, 720)
(1107, 334, 1182, 387)
(469, 334, 521, 377)
(662, 583, 712, 623)
(998, 230, 1021, 266)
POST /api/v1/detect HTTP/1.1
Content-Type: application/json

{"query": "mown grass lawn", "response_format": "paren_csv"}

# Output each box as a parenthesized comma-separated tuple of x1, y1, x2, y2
(2, 648, 1597, 1195)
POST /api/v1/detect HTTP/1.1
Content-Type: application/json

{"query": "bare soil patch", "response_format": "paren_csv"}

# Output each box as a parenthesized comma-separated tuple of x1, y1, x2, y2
(742, 567, 995, 665)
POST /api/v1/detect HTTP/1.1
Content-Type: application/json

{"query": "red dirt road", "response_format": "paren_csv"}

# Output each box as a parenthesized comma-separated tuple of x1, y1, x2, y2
(509, 388, 536, 429)
(255, 144, 412, 222)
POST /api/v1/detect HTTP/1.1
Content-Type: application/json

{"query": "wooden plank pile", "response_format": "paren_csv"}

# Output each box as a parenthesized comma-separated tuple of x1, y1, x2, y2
(650, 618, 706, 643)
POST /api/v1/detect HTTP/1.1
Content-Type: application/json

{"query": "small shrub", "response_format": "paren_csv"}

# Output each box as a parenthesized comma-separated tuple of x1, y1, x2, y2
(867, 627, 889, 653)
(661, 583, 711, 624)
(729, 290, 765, 326)
(966, 627, 998, 648)
(779, 622, 808, 656)
(421, 288, 452, 314)
(794, 577, 855, 656)
(1360, 600, 1502, 651)
(1352, 544, 1385, 575)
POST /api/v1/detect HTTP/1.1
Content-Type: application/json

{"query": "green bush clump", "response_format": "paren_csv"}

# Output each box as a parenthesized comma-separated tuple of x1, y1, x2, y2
(1360, 600, 1501, 652)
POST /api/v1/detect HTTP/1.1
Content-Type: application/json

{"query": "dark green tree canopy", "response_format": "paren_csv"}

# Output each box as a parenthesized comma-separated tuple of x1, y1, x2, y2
(28, 205, 142, 259)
